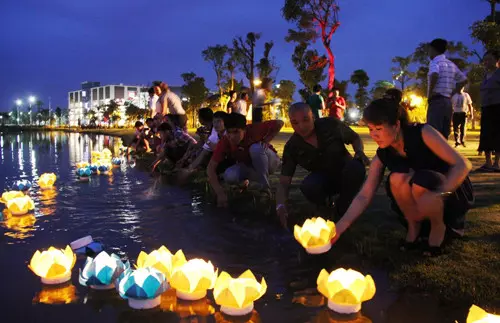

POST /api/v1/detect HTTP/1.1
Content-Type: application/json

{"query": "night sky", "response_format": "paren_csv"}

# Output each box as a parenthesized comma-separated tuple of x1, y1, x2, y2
(0, 0, 488, 111)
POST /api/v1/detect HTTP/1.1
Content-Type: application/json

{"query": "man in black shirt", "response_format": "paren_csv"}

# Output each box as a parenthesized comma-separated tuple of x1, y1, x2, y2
(276, 103, 369, 227)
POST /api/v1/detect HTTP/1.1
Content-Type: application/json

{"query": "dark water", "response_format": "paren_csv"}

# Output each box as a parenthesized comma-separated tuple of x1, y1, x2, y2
(0, 132, 469, 323)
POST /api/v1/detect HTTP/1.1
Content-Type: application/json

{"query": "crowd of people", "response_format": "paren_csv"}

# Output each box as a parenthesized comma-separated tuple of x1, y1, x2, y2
(125, 38, 500, 257)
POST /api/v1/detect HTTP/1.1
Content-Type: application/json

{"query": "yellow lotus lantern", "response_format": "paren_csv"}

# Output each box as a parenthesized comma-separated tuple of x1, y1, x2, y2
(101, 148, 112, 159)
(213, 270, 267, 316)
(136, 246, 185, 279)
(91, 151, 102, 162)
(38, 173, 57, 190)
(0, 191, 24, 204)
(317, 268, 376, 314)
(467, 305, 500, 323)
(76, 161, 89, 169)
(33, 283, 79, 305)
(294, 217, 336, 254)
(29, 246, 76, 285)
(6, 195, 35, 215)
(170, 257, 218, 301)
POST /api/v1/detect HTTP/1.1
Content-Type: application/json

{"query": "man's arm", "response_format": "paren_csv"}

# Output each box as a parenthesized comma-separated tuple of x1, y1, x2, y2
(428, 73, 439, 97)
(338, 121, 370, 165)
(207, 159, 227, 207)
(276, 176, 292, 228)
(262, 120, 284, 143)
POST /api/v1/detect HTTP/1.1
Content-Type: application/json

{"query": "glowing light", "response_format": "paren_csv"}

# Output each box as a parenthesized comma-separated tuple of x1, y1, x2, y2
(79, 251, 130, 290)
(294, 217, 336, 254)
(33, 284, 79, 305)
(29, 246, 76, 285)
(16, 99, 23, 106)
(29, 96, 36, 104)
(38, 173, 57, 190)
(136, 246, 185, 279)
(467, 305, 500, 323)
(170, 257, 218, 301)
(253, 79, 262, 86)
(0, 191, 24, 204)
(6, 195, 35, 216)
(116, 267, 169, 309)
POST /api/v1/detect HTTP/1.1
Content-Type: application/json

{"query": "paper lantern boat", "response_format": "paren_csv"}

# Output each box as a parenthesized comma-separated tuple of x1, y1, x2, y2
(29, 246, 76, 285)
(77, 167, 92, 181)
(76, 162, 89, 169)
(38, 173, 57, 190)
(317, 268, 376, 314)
(0, 191, 24, 204)
(97, 164, 110, 175)
(214, 270, 267, 316)
(294, 217, 336, 254)
(14, 180, 32, 191)
(112, 158, 122, 167)
(170, 258, 218, 301)
(70, 235, 103, 256)
(91, 151, 102, 161)
(101, 148, 112, 158)
(136, 246, 185, 279)
(89, 165, 98, 175)
(116, 267, 169, 309)
(79, 251, 130, 290)
(6, 195, 35, 215)
(467, 305, 500, 323)
(33, 283, 79, 305)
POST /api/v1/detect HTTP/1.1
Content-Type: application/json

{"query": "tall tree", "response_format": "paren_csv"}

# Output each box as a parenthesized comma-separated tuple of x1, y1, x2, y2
(181, 72, 209, 126)
(350, 69, 370, 109)
(202, 45, 229, 99)
(371, 80, 394, 100)
(256, 41, 277, 80)
(292, 43, 326, 100)
(233, 32, 261, 94)
(274, 80, 297, 125)
(391, 55, 415, 91)
(283, 0, 341, 96)
(224, 50, 237, 91)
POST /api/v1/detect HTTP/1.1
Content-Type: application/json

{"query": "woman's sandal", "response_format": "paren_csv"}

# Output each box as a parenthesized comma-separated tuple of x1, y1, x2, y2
(399, 239, 421, 252)
(422, 245, 443, 257)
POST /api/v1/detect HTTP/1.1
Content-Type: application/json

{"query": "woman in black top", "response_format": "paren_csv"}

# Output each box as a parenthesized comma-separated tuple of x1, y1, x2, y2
(332, 99, 473, 255)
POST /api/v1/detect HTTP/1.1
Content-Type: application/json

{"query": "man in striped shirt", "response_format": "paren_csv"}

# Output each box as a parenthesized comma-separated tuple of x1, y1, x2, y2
(427, 38, 467, 139)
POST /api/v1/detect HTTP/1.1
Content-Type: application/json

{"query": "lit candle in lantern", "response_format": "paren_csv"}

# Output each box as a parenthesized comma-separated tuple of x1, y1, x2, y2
(0, 191, 24, 204)
(467, 305, 500, 323)
(170, 258, 218, 301)
(294, 217, 336, 254)
(38, 173, 57, 190)
(79, 251, 129, 290)
(116, 267, 169, 309)
(76, 162, 89, 169)
(29, 246, 76, 285)
(316, 268, 376, 314)
(136, 246, 185, 279)
(6, 195, 35, 215)
(213, 270, 267, 316)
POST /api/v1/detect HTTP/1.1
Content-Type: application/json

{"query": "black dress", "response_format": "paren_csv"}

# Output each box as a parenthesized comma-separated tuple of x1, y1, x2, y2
(377, 124, 474, 232)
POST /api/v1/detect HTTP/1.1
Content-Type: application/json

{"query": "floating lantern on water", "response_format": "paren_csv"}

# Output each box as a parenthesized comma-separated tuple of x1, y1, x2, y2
(294, 217, 336, 254)
(97, 164, 110, 175)
(77, 167, 92, 182)
(33, 283, 79, 305)
(136, 246, 185, 279)
(112, 157, 122, 167)
(169, 258, 218, 301)
(91, 151, 102, 161)
(467, 305, 500, 323)
(70, 235, 104, 256)
(116, 267, 169, 309)
(101, 148, 112, 159)
(29, 246, 76, 285)
(0, 191, 24, 204)
(213, 270, 267, 316)
(89, 165, 98, 175)
(76, 162, 89, 169)
(79, 251, 130, 290)
(38, 173, 57, 190)
(14, 180, 32, 191)
(316, 268, 376, 314)
(6, 195, 35, 215)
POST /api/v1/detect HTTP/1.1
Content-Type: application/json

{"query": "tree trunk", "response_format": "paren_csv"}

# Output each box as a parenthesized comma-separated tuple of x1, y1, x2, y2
(490, 0, 496, 22)
(231, 70, 235, 91)
(324, 43, 335, 96)
(250, 48, 255, 95)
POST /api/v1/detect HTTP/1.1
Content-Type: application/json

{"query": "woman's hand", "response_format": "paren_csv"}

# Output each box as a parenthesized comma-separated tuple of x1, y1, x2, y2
(331, 220, 349, 245)
(276, 205, 288, 229)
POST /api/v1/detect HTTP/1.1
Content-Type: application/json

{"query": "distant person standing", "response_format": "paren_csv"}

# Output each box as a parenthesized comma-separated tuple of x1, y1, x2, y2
(226, 91, 238, 114)
(427, 38, 467, 139)
(252, 78, 274, 123)
(329, 88, 347, 120)
(159, 83, 187, 129)
(306, 84, 326, 119)
(451, 87, 473, 148)
(148, 87, 159, 118)
(234, 92, 249, 117)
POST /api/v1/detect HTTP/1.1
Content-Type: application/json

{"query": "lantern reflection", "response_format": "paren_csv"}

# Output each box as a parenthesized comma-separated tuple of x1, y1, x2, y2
(312, 308, 372, 323)
(160, 289, 216, 318)
(292, 288, 326, 307)
(214, 310, 262, 323)
(33, 283, 79, 305)
(1, 210, 36, 240)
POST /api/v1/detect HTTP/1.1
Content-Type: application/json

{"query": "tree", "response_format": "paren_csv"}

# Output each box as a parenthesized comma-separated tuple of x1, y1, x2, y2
(350, 69, 370, 109)
(391, 55, 415, 91)
(274, 80, 297, 120)
(292, 43, 326, 100)
(202, 44, 229, 99)
(256, 41, 278, 80)
(283, 0, 341, 97)
(224, 50, 237, 91)
(233, 32, 261, 94)
(470, 20, 500, 52)
(371, 80, 394, 100)
(181, 72, 209, 127)
(55, 107, 62, 125)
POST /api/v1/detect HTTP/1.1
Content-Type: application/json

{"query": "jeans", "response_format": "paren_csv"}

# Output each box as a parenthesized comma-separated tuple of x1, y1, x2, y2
(427, 96, 452, 139)
(452, 112, 467, 144)
(300, 159, 366, 218)
(223, 143, 280, 189)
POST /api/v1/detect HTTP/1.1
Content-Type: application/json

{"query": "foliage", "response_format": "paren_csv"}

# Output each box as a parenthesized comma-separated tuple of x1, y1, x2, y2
(256, 41, 278, 80)
(223, 50, 238, 91)
(470, 20, 500, 52)
(273, 80, 297, 120)
(233, 32, 261, 93)
(125, 103, 149, 122)
(181, 72, 209, 127)
(282, 0, 341, 92)
(391, 55, 415, 91)
(292, 43, 326, 98)
(350, 69, 370, 108)
(202, 44, 230, 97)
(371, 80, 394, 100)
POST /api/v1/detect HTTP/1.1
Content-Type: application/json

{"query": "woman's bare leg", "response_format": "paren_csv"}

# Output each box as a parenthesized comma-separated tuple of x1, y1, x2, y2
(411, 184, 446, 247)
(389, 172, 421, 242)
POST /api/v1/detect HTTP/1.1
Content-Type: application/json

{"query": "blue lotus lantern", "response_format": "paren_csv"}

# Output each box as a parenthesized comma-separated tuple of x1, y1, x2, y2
(14, 180, 32, 192)
(77, 167, 92, 182)
(98, 165, 110, 175)
(112, 158, 122, 167)
(116, 267, 169, 309)
(89, 165, 98, 175)
(79, 251, 130, 290)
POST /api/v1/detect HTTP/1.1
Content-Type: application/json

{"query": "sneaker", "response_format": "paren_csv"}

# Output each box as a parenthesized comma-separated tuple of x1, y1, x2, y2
(461, 142, 466, 148)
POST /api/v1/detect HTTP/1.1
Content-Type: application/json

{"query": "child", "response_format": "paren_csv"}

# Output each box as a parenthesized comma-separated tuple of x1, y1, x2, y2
(129, 121, 152, 153)
(196, 108, 214, 145)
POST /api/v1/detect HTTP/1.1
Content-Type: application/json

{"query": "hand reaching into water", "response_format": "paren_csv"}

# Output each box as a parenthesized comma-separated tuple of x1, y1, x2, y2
(276, 205, 288, 230)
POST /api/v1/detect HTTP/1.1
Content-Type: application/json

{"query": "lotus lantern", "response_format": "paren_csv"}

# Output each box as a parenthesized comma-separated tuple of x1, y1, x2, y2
(213, 270, 267, 316)
(77, 167, 91, 181)
(14, 180, 32, 191)
(294, 217, 336, 254)
(467, 305, 500, 323)
(116, 267, 169, 309)
(38, 173, 57, 190)
(101, 148, 112, 159)
(112, 157, 122, 167)
(170, 257, 218, 301)
(136, 246, 185, 279)
(7, 195, 35, 215)
(79, 251, 129, 290)
(316, 268, 376, 314)
(76, 162, 89, 169)
(29, 246, 76, 285)
(0, 191, 24, 204)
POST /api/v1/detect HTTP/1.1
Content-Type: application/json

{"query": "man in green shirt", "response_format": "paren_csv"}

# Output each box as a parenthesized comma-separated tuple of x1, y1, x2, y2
(306, 84, 326, 120)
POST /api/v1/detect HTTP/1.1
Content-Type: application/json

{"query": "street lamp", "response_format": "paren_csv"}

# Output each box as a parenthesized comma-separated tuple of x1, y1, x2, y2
(28, 96, 36, 125)
(253, 79, 262, 87)
(15, 99, 23, 125)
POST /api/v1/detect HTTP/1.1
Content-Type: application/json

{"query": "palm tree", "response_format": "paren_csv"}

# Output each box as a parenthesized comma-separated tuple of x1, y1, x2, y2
(391, 56, 415, 91)
(350, 70, 370, 109)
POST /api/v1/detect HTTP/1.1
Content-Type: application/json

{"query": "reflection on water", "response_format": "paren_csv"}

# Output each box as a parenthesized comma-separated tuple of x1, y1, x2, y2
(160, 289, 216, 318)
(33, 283, 79, 305)
(214, 310, 261, 323)
(1, 209, 36, 240)
(311, 309, 372, 323)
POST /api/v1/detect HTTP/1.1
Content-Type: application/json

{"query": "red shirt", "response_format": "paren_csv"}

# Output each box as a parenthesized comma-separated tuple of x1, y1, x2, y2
(329, 96, 346, 119)
(211, 121, 279, 165)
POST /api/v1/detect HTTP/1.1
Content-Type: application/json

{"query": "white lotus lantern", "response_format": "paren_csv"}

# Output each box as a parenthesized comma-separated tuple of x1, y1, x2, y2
(79, 251, 130, 290)
(317, 268, 376, 314)
(170, 257, 218, 301)
(116, 267, 169, 309)
(29, 246, 76, 285)
(38, 173, 57, 190)
(6, 195, 35, 215)
(213, 270, 267, 316)
(467, 305, 500, 323)
(294, 217, 336, 254)
(136, 246, 185, 279)
(0, 191, 24, 204)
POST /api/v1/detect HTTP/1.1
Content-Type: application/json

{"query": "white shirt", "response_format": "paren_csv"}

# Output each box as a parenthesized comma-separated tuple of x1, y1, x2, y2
(160, 91, 186, 115)
(234, 99, 248, 116)
(428, 54, 467, 98)
(451, 92, 472, 113)
(148, 95, 159, 117)
(202, 128, 223, 152)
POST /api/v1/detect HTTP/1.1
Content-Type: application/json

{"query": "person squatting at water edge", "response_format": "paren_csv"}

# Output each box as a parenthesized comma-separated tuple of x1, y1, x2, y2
(276, 102, 370, 228)
(331, 98, 474, 257)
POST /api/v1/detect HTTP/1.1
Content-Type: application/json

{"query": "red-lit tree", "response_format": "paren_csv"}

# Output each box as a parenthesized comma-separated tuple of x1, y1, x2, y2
(282, 0, 340, 97)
